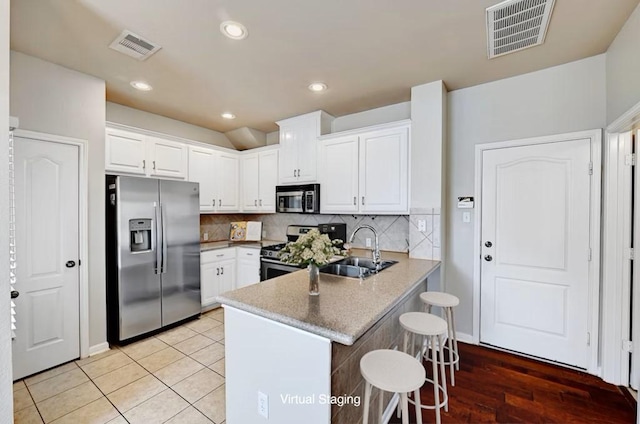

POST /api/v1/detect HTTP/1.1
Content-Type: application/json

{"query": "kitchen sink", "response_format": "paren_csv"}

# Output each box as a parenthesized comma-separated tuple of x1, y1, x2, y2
(320, 257, 398, 279)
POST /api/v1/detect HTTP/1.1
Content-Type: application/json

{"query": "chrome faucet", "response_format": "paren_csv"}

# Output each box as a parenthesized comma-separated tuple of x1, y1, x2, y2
(348, 225, 381, 267)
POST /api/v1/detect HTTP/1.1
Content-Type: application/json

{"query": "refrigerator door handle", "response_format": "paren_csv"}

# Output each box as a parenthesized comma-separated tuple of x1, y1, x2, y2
(161, 204, 168, 274)
(154, 203, 161, 274)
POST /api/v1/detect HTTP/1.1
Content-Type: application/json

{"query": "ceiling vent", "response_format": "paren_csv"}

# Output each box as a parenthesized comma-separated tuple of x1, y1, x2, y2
(486, 0, 555, 59)
(109, 30, 161, 61)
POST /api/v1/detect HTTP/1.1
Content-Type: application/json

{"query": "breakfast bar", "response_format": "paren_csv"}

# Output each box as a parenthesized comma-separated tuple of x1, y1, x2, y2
(217, 250, 441, 423)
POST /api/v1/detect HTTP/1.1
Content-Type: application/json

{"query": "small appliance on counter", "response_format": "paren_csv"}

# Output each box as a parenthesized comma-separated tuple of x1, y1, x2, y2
(259, 223, 347, 281)
(275, 184, 320, 213)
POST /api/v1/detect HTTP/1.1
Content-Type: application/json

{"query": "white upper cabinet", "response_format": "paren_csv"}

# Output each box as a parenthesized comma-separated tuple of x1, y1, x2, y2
(188, 146, 217, 212)
(106, 128, 187, 179)
(147, 136, 188, 179)
(318, 121, 410, 215)
(187, 147, 240, 213)
(216, 152, 240, 211)
(277, 111, 334, 184)
(105, 128, 147, 175)
(318, 135, 360, 214)
(241, 149, 278, 213)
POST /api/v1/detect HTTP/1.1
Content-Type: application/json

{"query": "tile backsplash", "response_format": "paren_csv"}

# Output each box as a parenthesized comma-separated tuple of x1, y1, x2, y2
(200, 213, 410, 252)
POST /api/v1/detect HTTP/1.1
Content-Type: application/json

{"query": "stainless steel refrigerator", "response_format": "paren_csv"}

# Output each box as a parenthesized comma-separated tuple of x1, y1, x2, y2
(106, 175, 201, 343)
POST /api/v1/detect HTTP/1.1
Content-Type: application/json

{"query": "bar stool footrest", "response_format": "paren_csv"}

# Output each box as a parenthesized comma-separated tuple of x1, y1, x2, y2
(423, 344, 459, 368)
(406, 377, 448, 411)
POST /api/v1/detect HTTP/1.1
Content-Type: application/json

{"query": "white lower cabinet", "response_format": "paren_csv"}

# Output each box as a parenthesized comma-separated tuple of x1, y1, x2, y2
(201, 248, 237, 307)
(236, 247, 261, 288)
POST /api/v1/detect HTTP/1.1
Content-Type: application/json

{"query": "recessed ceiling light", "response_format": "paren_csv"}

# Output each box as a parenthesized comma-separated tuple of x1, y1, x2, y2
(221, 112, 236, 120)
(130, 80, 153, 91)
(220, 21, 248, 40)
(308, 82, 327, 92)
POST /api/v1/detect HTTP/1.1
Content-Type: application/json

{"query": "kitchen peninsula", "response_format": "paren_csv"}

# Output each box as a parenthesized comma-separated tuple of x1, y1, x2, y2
(216, 250, 440, 423)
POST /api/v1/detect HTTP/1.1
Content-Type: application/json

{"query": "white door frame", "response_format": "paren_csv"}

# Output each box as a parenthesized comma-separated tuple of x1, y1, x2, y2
(601, 99, 640, 386)
(472, 129, 602, 376)
(13, 129, 90, 360)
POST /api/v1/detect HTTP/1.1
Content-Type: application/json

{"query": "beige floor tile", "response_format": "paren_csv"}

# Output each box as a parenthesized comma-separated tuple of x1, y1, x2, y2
(75, 348, 119, 368)
(79, 351, 133, 379)
(173, 334, 215, 355)
(165, 406, 213, 424)
(14, 387, 34, 412)
(29, 368, 89, 402)
(153, 356, 204, 386)
(50, 397, 119, 424)
(172, 368, 224, 404)
(194, 384, 226, 424)
(124, 389, 189, 424)
(185, 317, 223, 334)
(25, 362, 78, 386)
(137, 346, 185, 373)
(36, 381, 102, 423)
(209, 358, 225, 377)
(190, 343, 225, 366)
(14, 380, 26, 392)
(105, 416, 128, 424)
(200, 326, 225, 342)
(204, 308, 224, 323)
(155, 326, 198, 346)
(106, 374, 166, 413)
(14, 405, 43, 424)
(120, 337, 168, 361)
(93, 362, 149, 394)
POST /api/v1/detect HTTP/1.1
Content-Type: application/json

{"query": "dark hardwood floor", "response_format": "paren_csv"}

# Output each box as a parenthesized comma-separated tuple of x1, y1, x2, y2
(389, 343, 636, 423)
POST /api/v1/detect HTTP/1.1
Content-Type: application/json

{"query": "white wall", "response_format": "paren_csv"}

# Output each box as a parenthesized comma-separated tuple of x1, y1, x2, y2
(106, 102, 235, 149)
(10, 51, 107, 349)
(0, 0, 13, 420)
(331, 101, 410, 133)
(607, 3, 640, 124)
(446, 54, 607, 336)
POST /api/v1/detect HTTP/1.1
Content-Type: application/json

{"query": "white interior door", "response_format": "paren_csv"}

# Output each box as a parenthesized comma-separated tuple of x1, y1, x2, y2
(13, 136, 80, 380)
(632, 130, 640, 390)
(480, 139, 592, 369)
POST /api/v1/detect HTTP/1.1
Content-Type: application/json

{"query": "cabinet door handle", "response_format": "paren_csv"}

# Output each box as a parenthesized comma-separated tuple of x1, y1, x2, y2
(298, 168, 301, 177)
(254, 199, 257, 206)
(353, 196, 356, 206)
(153, 160, 156, 170)
(294, 169, 297, 177)
(216, 254, 224, 257)
(219, 199, 221, 207)
(221, 266, 224, 275)
(362, 196, 365, 205)
(142, 160, 146, 169)
(259, 199, 262, 206)
(247, 252, 253, 256)
(216, 267, 220, 275)
(212, 199, 215, 207)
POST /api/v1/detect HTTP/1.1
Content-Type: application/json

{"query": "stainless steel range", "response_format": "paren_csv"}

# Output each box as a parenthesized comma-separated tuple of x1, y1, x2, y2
(260, 224, 346, 281)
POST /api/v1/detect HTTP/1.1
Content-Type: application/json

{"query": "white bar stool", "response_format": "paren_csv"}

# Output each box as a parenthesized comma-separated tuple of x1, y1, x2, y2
(360, 349, 425, 424)
(420, 291, 460, 386)
(399, 312, 448, 424)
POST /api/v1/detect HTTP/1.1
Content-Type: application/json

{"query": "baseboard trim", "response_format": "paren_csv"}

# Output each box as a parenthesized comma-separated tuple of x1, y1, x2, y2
(456, 331, 476, 344)
(88, 342, 110, 357)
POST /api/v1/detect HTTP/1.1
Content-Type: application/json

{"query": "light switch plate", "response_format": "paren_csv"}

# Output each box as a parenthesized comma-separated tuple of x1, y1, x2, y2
(258, 391, 269, 418)
(463, 212, 471, 223)
(418, 219, 426, 232)
(203, 232, 209, 241)
(365, 238, 372, 248)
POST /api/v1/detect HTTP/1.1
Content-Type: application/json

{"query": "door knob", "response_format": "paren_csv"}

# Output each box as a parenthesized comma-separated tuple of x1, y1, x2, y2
(485, 241, 493, 248)
(10, 290, 19, 299)
(484, 255, 493, 262)
(65, 260, 76, 268)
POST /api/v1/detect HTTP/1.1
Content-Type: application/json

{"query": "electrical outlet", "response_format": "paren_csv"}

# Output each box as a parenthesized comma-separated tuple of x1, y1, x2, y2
(203, 232, 209, 241)
(462, 212, 471, 223)
(365, 238, 372, 248)
(418, 219, 426, 232)
(258, 391, 269, 418)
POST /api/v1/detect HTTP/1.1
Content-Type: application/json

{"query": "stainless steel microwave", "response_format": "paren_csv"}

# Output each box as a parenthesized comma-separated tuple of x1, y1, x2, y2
(276, 184, 320, 214)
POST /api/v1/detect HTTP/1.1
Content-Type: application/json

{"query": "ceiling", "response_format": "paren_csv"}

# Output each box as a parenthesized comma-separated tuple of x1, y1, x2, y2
(10, 0, 640, 133)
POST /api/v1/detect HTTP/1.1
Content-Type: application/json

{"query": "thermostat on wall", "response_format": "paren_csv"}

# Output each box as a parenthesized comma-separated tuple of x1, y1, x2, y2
(458, 197, 474, 209)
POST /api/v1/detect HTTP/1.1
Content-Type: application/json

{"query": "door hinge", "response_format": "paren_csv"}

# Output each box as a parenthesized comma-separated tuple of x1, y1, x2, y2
(588, 161, 593, 175)
(588, 248, 592, 262)
(587, 332, 591, 346)
(627, 247, 635, 260)
(625, 154, 636, 166)
(78, 259, 81, 266)
(623, 339, 633, 352)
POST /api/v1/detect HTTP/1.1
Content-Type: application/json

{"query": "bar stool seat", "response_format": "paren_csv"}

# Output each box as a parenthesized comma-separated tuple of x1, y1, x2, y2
(420, 291, 460, 386)
(400, 312, 449, 424)
(360, 349, 425, 424)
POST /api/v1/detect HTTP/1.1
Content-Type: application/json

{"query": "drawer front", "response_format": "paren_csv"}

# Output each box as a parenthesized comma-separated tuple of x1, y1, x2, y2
(237, 247, 260, 259)
(201, 247, 237, 263)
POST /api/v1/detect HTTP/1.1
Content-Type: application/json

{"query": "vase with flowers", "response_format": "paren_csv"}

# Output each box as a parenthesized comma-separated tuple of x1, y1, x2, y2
(279, 229, 343, 295)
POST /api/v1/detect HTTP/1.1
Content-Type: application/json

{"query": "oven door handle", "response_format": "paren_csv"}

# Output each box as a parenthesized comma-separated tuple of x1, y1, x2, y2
(260, 257, 287, 265)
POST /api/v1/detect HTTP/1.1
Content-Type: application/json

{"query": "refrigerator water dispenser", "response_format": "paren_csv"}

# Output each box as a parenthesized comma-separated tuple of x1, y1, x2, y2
(129, 219, 152, 252)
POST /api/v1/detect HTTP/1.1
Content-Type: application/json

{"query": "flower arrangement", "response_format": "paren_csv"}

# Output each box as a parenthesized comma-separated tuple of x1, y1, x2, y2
(279, 229, 343, 267)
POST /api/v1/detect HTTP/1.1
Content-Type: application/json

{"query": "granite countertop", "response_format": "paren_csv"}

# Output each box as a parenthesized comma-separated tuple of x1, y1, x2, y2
(200, 239, 284, 252)
(216, 249, 440, 345)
